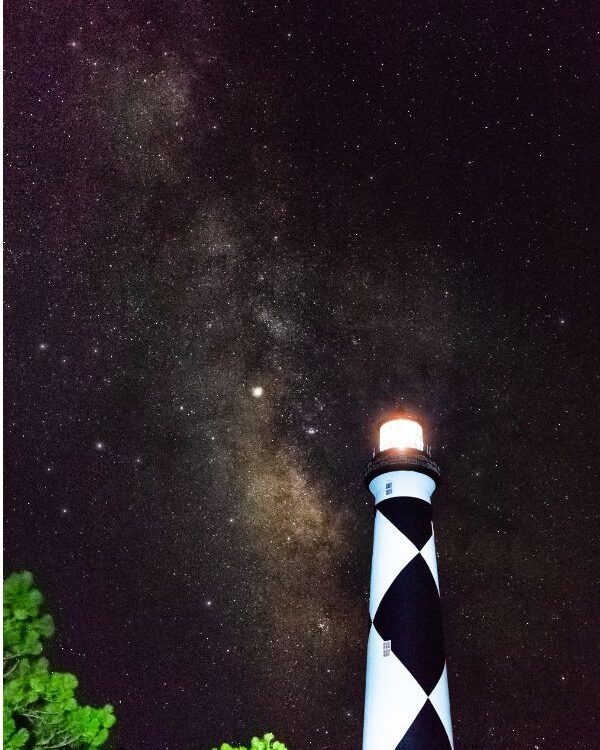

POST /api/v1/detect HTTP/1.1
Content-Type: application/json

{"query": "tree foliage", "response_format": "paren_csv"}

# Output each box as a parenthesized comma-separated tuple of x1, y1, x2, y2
(3, 571, 116, 750)
(213, 734, 287, 750)
(211, 733, 287, 750)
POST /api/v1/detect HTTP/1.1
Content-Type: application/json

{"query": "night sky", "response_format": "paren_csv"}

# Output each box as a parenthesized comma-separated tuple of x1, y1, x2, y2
(4, 2, 600, 749)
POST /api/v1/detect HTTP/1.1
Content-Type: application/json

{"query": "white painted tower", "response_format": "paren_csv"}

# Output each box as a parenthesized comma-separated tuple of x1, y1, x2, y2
(363, 417, 454, 750)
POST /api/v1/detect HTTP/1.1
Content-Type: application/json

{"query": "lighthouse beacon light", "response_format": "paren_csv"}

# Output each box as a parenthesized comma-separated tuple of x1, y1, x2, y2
(378, 417, 424, 452)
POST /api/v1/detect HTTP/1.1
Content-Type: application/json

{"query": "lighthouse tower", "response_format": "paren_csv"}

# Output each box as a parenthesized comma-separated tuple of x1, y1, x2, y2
(363, 417, 453, 750)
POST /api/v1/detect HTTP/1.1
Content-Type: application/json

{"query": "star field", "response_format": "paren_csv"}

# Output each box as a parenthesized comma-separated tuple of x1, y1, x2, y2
(4, 2, 600, 749)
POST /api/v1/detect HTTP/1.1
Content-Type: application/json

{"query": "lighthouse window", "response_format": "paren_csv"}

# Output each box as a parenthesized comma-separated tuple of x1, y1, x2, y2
(383, 640, 391, 657)
(385, 482, 392, 496)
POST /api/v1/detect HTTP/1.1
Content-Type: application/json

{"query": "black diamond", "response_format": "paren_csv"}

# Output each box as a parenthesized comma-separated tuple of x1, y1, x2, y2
(373, 554, 445, 694)
(395, 699, 452, 750)
(376, 497, 433, 550)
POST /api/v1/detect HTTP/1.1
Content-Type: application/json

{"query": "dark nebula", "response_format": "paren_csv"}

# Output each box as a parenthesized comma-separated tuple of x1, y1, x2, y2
(4, 2, 600, 749)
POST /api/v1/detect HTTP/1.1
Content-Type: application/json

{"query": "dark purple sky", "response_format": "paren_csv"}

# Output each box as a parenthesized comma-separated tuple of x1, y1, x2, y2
(5, 2, 600, 748)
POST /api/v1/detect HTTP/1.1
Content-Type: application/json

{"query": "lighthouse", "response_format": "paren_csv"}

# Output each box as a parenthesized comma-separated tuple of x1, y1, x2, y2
(363, 416, 454, 750)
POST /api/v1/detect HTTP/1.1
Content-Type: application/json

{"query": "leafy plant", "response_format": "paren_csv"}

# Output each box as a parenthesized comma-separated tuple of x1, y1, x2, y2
(3, 571, 116, 750)
(211, 732, 288, 750)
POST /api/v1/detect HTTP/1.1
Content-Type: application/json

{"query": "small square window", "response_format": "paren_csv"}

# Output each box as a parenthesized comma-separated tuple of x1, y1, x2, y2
(383, 640, 391, 657)
(385, 482, 392, 496)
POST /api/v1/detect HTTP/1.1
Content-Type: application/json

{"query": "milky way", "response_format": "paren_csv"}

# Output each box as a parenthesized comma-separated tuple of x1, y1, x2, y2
(5, 2, 600, 749)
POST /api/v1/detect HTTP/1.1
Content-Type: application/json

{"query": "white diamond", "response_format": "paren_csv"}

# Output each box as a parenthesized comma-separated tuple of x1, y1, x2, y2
(420, 533, 440, 593)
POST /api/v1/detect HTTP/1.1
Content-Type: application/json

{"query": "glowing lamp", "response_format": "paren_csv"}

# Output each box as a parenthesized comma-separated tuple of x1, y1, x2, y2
(379, 418, 424, 452)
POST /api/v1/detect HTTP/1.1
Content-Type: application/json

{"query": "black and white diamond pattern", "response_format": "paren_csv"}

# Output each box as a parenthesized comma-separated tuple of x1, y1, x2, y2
(363, 494, 454, 750)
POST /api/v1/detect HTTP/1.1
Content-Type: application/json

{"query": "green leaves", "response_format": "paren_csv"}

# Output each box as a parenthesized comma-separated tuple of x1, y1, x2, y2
(4, 572, 55, 665)
(3, 707, 30, 750)
(211, 733, 288, 750)
(3, 571, 116, 750)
